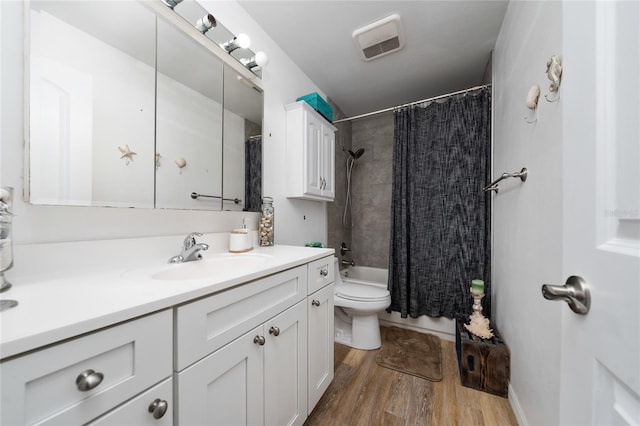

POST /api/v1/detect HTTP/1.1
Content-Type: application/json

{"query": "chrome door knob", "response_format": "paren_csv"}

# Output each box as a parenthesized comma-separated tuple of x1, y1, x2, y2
(269, 326, 280, 336)
(542, 275, 590, 314)
(311, 299, 321, 307)
(254, 335, 266, 345)
(148, 398, 168, 419)
(75, 369, 104, 391)
(320, 269, 328, 277)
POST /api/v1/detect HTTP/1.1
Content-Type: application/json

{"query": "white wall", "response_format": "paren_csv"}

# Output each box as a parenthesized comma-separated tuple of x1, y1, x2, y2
(493, 2, 563, 425)
(202, 0, 332, 247)
(1, 1, 328, 251)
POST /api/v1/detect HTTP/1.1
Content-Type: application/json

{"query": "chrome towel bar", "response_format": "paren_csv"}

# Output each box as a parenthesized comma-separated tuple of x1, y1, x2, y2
(190, 192, 242, 204)
(483, 168, 528, 193)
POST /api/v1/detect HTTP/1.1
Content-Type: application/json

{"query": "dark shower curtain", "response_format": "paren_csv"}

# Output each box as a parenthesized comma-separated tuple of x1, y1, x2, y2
(388, 88, 491, 319)
(244, 136, 262, 212)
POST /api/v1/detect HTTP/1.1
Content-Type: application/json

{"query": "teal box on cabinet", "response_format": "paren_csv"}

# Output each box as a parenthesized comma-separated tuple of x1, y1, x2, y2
(296, 92, 333, 122)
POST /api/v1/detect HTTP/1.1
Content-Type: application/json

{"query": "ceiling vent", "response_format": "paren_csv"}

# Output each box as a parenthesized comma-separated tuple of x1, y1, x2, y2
(352, 14, 405, 61)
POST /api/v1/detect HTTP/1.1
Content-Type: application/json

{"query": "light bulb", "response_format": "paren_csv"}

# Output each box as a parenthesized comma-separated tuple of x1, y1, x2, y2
(253, 51, 268, 67)
(235, 33, 251, 49)
(222, 33, 251, 53)
(245, 51, 269, 69)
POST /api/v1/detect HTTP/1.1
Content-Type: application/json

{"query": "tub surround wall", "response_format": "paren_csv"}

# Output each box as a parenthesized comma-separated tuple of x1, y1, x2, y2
(350, 113, 394, 268)
(327, 99, 352, 256)
(492, 2, 563, 425)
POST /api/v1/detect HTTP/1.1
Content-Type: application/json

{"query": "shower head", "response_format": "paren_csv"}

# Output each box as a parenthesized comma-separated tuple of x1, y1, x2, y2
(348, 148, 365, 159)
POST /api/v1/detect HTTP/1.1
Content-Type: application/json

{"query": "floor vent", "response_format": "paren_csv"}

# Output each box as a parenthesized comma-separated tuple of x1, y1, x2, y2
(352, 14, 405, 61)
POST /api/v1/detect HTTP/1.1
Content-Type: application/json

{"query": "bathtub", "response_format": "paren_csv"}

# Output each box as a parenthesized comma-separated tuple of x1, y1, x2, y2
(342, 264, 456, 341)
(341, 265, 388, 288)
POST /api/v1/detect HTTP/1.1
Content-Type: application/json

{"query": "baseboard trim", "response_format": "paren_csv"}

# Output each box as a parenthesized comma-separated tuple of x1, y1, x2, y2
(378, 319, 455, 342)
(508, 383, 528, 426)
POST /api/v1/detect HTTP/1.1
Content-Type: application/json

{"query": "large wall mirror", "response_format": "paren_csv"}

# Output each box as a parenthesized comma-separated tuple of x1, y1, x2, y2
(26, 0, 263, 211)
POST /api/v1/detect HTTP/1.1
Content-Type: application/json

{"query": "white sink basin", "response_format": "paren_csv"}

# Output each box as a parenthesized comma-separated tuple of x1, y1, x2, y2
(152, 253, 271, 281)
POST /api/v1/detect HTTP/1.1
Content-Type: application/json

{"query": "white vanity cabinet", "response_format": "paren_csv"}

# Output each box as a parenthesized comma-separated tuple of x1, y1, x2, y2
(286, 101, 337, 201)
(175, 266, 309, 426)
(306, 257, 335, 414)
(0, 249, 336, 426)
(0, 310, 172, 425)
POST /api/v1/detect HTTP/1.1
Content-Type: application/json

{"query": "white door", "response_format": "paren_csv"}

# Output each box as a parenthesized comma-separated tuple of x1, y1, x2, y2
(559, 2, 640, 424)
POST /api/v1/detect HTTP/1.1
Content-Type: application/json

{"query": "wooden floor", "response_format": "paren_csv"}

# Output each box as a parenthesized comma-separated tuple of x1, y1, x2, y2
(305, 327, 518, 426)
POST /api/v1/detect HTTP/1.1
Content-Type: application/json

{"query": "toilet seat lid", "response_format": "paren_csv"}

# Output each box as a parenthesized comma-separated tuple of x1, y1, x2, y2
(336, 283, 389, 302)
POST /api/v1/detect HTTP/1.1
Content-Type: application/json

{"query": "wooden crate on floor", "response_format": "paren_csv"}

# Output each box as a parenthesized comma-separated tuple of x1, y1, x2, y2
(455, 315, 510, 397)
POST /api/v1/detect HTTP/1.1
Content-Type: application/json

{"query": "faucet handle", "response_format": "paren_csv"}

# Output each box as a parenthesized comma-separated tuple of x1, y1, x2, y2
(183, 232, 203, 249)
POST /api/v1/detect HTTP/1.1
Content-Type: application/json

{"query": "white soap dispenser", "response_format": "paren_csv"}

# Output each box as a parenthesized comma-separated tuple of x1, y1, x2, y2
(229, 218, 253, 253)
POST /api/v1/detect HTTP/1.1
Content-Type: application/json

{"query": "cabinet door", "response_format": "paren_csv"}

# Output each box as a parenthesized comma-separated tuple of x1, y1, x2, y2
(264, 301, 308, 426)
(307, 284, 335, 414)
(320, 124, 335, 200)
(177, 326, 264, 426)
(304, 112, 323, 197)
(88, 378, 172, 426)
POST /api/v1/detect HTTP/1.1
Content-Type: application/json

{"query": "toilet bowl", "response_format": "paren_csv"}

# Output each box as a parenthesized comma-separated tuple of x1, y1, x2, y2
(333, 258, 391, 350)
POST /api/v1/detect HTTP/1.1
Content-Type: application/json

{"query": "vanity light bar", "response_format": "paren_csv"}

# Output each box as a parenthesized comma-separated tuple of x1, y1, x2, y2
(145, 0, 258, 82)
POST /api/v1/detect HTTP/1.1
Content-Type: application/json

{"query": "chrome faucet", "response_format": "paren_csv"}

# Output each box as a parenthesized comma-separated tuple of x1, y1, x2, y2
(169, 232, 209, 263)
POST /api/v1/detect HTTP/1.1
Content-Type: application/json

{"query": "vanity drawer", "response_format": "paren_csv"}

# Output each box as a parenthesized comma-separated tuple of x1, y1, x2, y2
(0, 310, 172, 426)
(307, 256, 334, 294)
(88, 377, 173, 426)
(176, 265, 307, 370)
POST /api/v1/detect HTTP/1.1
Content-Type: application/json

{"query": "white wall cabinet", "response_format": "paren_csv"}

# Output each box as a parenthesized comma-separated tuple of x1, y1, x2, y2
(286, 101, 337, 201)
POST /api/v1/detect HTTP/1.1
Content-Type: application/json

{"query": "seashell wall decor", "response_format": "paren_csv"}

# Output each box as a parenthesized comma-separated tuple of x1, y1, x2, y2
(545, 55, 562, 102)
(175, 157, 187, 174)
(525, 84, 541, 123)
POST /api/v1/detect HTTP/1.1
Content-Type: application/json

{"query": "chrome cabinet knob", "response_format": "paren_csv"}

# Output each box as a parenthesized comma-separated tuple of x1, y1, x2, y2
(254, 335, 266, 345)
(75, 369, 104, 392)
(542, 275, 590, 314)
(311, 299, 321, 307)
(148, 398, 168, 419)
(269, 326, 280, 336)
(320, 269, 328, 277)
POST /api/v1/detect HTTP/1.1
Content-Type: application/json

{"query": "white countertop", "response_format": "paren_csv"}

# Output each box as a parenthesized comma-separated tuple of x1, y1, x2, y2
(0, 236, 333, 360)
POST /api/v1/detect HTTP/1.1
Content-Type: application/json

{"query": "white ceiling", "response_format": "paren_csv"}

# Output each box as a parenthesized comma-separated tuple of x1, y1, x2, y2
(238, 1, 509, 117)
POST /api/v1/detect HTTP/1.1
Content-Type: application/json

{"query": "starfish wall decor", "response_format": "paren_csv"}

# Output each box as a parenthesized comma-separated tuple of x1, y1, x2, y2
(118, 145, 137, 165)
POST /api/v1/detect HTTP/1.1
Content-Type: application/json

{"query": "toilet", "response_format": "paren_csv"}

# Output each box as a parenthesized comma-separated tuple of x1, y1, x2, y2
(333, 258, 391, 350)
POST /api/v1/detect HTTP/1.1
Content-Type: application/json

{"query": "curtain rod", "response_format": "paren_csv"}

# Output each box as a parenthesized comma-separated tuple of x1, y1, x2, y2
(333, 84, 492, 124)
